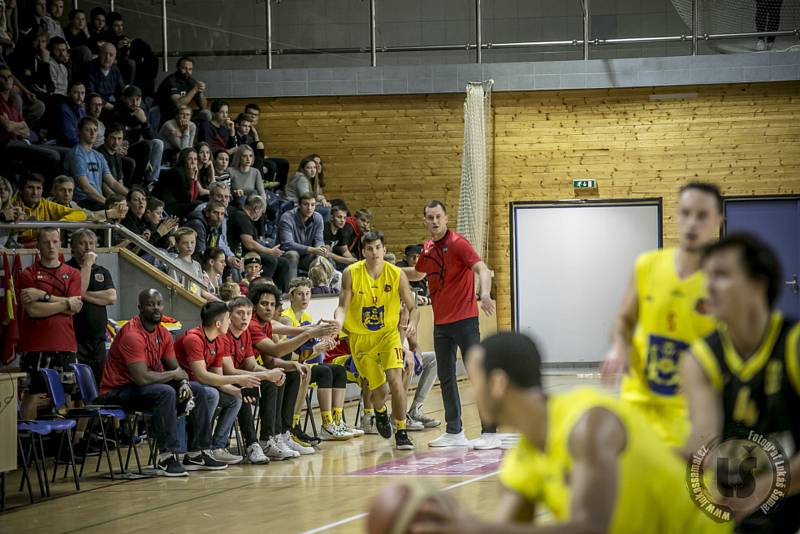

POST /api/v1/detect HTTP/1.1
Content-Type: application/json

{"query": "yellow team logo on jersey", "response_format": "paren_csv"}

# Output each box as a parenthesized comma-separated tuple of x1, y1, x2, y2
(646, 334, 688, 395)
(361, 305, 386, 331)
(765, 360, 783, 396)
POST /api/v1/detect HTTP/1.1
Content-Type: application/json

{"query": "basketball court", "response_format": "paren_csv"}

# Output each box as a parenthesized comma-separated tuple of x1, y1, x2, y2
(0, 374, 598, 533)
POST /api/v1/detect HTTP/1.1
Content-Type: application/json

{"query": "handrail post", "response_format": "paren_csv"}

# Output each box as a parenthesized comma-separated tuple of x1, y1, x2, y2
(476, 0, 482, 64)
(582, 0, 590, 60)
(369, 0, 377, 67)
(161, 0, 168, 72)
(265, 0, 273, 69)
(692, 0, 699, 55)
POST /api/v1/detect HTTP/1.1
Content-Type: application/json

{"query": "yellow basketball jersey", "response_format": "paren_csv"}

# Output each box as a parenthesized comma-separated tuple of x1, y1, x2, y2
(343, 260, 401, 336)
(622, 247, 716, 406)
(499, 388, 731, 534)
(281, 307, 315, 361)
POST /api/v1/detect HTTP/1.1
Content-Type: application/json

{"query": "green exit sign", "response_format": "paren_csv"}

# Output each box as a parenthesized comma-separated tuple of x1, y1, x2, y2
(573, 179, 597, 189)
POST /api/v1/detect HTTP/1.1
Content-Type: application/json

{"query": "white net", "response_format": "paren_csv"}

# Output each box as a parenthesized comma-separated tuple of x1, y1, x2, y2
(457, 81, 494, 260)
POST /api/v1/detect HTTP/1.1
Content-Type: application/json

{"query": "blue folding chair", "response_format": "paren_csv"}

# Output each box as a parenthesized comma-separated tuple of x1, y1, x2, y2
(67, 363, 134, 477)
(40, 368, 124, 480)
(17, 415, 80, 501)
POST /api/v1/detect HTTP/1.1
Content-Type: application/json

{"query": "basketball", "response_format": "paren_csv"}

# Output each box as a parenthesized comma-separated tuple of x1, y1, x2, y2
(366, 483, 441, 534)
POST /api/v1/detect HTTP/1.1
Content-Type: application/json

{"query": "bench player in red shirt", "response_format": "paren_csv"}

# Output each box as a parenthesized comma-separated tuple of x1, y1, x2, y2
(99, 289, 218, 477)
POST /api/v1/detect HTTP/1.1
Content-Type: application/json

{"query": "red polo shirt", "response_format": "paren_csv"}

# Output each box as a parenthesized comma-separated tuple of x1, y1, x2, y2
(247, 316, 273, 346)
(18, 259, 82, 352)
(224, 328, 256, 369)
(415, 230, 481, 325)
(100, 316, 175, 394)
(174, 326, 228, 381)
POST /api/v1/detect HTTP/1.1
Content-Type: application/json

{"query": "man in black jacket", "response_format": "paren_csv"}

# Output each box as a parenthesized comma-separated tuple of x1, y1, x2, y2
(108, 84, 163, 185)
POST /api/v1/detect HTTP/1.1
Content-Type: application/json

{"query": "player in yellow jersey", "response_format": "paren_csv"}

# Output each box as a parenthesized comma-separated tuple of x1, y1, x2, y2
(334, 230, 420, 450)
(411, 332, 731, 534)
(601, 182, 723, 448)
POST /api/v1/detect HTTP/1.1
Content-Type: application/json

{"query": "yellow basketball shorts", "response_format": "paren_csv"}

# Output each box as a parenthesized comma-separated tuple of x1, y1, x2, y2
(625, 398, 690, 449)
(348, 330, 404, 389)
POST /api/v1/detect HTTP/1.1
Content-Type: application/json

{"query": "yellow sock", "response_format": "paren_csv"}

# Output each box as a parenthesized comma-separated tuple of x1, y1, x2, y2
(321, 410, 333, 426)
(364, 408, 375, 416)
(395, 419, 406, 431)
(333, 407, 343, 424)
(375, 406, 387, 414)
(292, 414, 300, 427)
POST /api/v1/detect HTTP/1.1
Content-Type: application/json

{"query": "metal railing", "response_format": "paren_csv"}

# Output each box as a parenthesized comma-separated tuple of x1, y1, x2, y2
(76, 0, 799, 69)
(0, 221, 206, 292)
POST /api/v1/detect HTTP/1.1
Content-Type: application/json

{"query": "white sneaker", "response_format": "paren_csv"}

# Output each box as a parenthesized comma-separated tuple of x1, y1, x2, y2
(361, 414, 377, 435)
(469, 433, 503, 450)
(211, 448, 243, 465)
(281, 432, 315, 455)
(339, 421, 364, 437)
(404, 415, 425, 431)
(260, 437, 295, 460)
(275, 434, 301, 457)
(246, 443, 269, 464)
(756, 38, 767, 51)
(321, 423, 352, 441)
(428, 431, 469, 448)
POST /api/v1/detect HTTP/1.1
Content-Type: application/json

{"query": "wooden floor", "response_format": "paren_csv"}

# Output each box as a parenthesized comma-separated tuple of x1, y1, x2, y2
(0, 373, 601, 534)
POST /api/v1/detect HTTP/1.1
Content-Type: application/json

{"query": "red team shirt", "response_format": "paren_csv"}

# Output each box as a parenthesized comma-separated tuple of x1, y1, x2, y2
(175, 326, 229, 381)
(18, 259, 82, 353)
(248, 317, 273, 347)
(224, 328, 257, 369)
(415, 230, 481, 326)
(100, 316, 176, 394)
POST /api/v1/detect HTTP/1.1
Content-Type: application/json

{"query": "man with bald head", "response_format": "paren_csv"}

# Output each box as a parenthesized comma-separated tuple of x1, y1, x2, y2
(99, 289, 225, 476)
(84, 42, 124, 113)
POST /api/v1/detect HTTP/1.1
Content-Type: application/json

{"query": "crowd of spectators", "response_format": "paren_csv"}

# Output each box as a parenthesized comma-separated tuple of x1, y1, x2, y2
(0, 1, 430, 299)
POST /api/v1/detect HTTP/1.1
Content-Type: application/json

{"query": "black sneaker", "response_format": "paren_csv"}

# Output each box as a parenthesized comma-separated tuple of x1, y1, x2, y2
(155, 454, 189, 477)
(374, 408, 393, 439)
(395, 430, 415, 450)
(291, 425, 321, 446)
(183, 451, 228, 471)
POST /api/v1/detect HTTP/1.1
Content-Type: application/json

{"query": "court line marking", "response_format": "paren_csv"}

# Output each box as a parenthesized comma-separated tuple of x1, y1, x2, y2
(300, 470, 499, 534)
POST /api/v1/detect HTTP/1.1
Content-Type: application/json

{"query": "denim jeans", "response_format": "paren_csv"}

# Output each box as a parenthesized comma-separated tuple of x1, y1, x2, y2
(202, 385, 243, 450)
(99, 381, 212, 453)
(410, 351, 438, 413)
(433, 317, 496, 435)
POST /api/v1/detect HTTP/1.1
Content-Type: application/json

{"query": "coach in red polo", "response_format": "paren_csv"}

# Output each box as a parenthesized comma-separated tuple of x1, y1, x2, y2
(407, 200, 499, 450)
(18, 227, 83, 419)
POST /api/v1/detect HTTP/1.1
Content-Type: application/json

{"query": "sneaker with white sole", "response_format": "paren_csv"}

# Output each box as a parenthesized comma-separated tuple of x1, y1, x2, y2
(338, 421, 364, 437)
(246, 443, 269, 465)
(404, 415, 424, 431)
(428, 431, 469, 448)
(154, 454, 189, 477)
(261, 437, 296, 460)
(361, 414, 377, 435)
(211, 448, 243, 464)
(321, 423, 352, 441)
(395, 430, 415, 450)
(408, 409, 441, 428)
(183, 451, 228, 470)
(281, 432, 315, 455)
(469, 433, 503, 450)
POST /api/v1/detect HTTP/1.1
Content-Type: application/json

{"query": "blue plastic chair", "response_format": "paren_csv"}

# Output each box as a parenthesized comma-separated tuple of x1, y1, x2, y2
(17, 416, 80, 502)
(39, 368, 123, 480)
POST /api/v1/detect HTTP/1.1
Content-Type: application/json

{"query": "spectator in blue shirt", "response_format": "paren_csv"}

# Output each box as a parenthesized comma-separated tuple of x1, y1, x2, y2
(56, 80, 86, 147)
(84, 42, 124, 113)
(278, 192, 330, 281)
(64, 116, 128, 210)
